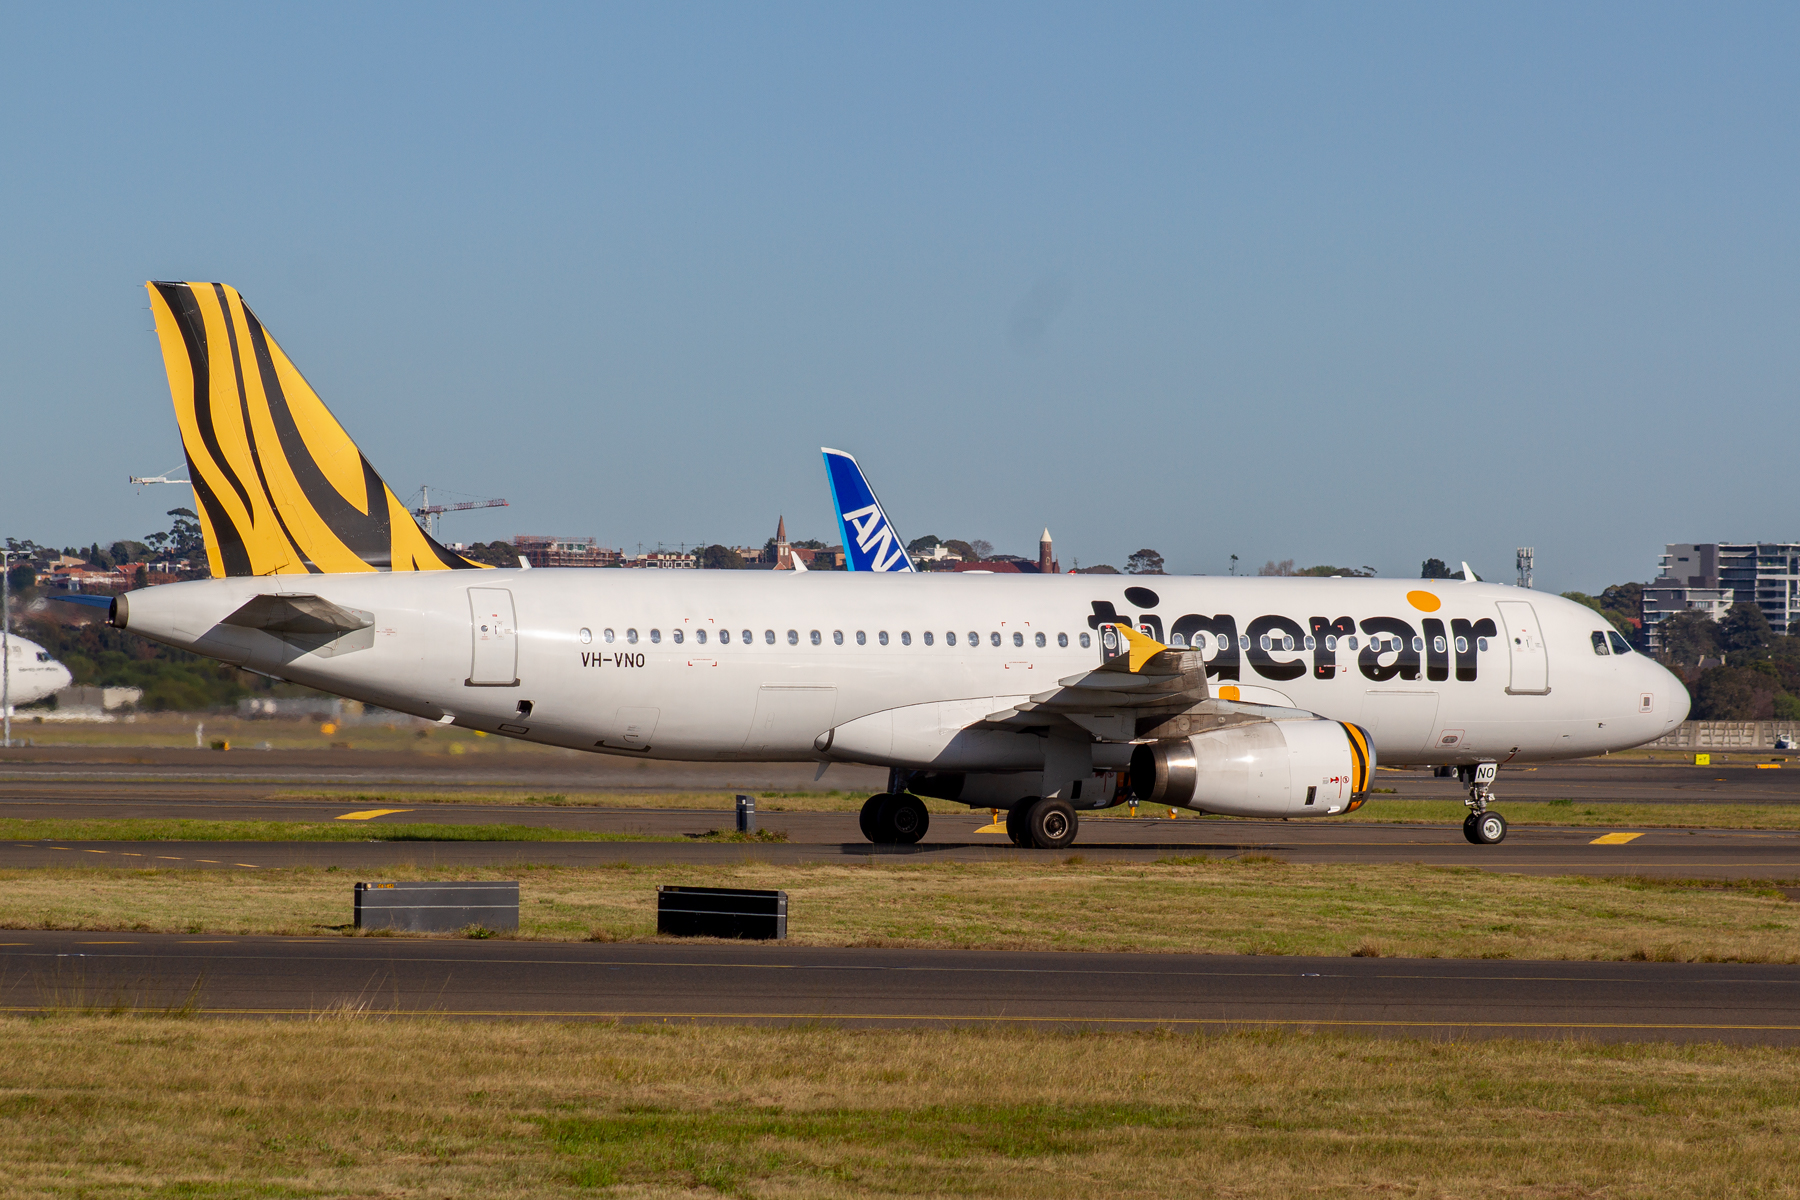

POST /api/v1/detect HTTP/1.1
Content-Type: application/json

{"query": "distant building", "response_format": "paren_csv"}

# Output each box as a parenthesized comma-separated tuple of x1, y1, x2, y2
(1643, 542, 1800, 649)
(512, 535, 623, 568)
(629, 549, 697, 569)
(1039, 528, 1060, 575)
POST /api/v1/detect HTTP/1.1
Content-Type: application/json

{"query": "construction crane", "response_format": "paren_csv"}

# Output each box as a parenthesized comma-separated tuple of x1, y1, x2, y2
(412, 486, 508, 539)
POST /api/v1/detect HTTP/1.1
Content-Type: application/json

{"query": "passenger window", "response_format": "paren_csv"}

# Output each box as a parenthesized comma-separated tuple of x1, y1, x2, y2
(626, 629, 638, 644)
(1058, 632, 1069, 648)
(1079, 632, 1091, 648)
(1608, 631, 1632, 655)
(900, 632, 911, 646)
(1170, 633, 1187, 648)
(1433, 636, 1446, 653)
(1012, 632, 1023, 648)
(1346, 636, 1358, 651)
(650, 629, 662, 644)
(604, 629, 615, 643)
(1282, 635, 1294, 651)
(878, 631, 889, 646)
(1259, 635, 1271, 652)
(1411, 636, 1423, 653)
(946, 632, 957, 646)
(787, 630, 799, 645)
(579, 628, 592, 644)
(741, 630, 752, 645)
(855, 631, 866, 645)
(1591, 631, 1610, 655)
(1455, 636, 1469, 653)
(1325, 635, 1337, 651)
(1034, 632, 1045, 648)
(1477, 637, 1489, 652)
(974, 631, 984, 646)
(1304, 635, 1315, 651)
(672, 629, 683, 644)
(765, 630, 775, 644)
(811, 630, 822, 645)
(1238, 635, 1250, 651)
(833, 630, 844, 645)
(923, 631, 934, 645)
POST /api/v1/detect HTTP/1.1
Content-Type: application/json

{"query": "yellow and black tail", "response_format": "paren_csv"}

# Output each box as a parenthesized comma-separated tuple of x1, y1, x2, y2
(145, 281, 487, 577)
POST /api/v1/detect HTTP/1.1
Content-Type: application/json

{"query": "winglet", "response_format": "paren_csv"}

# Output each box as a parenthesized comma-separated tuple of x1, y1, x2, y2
(821, 447, 914, 572)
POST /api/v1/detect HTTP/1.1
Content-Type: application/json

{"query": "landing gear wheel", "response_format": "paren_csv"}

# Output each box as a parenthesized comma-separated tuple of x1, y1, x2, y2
(859, 795, 886, 843)
(1471, 810, 1507, 845)
(1461, 814, 1481, 844)
(879, 794, 930, 845)
(1004, 801, 1032, 847)
(1026, 797, 1079, 850)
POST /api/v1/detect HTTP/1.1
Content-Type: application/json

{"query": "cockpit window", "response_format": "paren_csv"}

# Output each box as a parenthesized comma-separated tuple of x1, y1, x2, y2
(1607, 631, 1632, 655)
(1590, 631, 1611, 656)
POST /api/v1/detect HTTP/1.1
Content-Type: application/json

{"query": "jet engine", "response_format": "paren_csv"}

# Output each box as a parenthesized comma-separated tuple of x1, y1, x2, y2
(1128, 719, 1374, 817)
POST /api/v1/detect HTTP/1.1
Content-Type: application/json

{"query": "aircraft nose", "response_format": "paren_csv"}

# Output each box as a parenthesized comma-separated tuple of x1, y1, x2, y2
(1650, 658, 1689, 727)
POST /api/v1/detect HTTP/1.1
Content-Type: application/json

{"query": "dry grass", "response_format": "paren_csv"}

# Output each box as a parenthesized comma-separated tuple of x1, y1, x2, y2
(0, 1017, 1795, 1198)
(1, 859, 1793, 961)
(0, 817, 671, 842)
(271, 786, 960, 813)
(1343, 797, 1800, 830)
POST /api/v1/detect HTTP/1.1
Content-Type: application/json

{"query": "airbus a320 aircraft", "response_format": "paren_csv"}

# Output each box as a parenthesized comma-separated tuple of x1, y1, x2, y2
(2, 634, 73, 712)
(110, 282, 1688, 849)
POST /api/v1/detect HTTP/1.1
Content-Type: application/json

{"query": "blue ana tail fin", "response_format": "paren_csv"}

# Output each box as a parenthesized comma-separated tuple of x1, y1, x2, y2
(821, 448, 914, 572)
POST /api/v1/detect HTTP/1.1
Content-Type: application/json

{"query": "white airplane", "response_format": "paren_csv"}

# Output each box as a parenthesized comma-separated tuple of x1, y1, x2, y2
(2, 633, 73, 711)
(109, 281, 1688, 849)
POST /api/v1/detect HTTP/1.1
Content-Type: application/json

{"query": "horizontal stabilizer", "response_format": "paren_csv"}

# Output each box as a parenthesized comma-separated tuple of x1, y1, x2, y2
(221, 593, 373, 636)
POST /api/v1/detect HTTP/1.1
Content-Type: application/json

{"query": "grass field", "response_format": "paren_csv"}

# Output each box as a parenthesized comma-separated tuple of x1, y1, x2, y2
(0, 1018, 1795, 1198)
(1, 858, 1792, 960)
(0, 817, 680, 843)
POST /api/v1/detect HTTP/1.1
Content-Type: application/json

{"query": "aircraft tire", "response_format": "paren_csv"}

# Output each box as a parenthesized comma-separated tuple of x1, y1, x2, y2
(1461, 815, 1481, 844)
(860, 795, 888, 843)
(881, 794, 930, 845)
(1472, 811, 1507, 845)
(1004, 800, 1032, 847)
(1027, 797, 1078, 850)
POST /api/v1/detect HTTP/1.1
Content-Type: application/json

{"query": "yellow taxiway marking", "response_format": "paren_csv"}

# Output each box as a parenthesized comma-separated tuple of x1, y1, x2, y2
(76, 940, 137, 945)
(195, 859, 220, 864)
(335, 808, 412, 821)
(1590, 832, 1645, 845)
(974, 821, 1008, 834)
(1757, 764, 1782, 769)
(157, 856, 182, 861)
(235, 863, 259, 868)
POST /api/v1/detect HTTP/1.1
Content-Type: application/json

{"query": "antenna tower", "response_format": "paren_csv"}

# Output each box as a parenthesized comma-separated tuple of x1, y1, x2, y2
(1516, 547, 1534, 589)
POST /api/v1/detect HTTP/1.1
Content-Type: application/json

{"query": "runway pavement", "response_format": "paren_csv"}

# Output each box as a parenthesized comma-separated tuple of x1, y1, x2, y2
(4, 929, 1795, 1043)
(1, 750, 1797, 877)
(2, 814, 1797, 877)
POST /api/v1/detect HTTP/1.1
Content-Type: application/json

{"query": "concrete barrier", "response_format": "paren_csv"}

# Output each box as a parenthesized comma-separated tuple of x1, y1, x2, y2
(657, 885, 787, 940)
(1648, 721, 1800, 750)
(355, 881, 519, 932)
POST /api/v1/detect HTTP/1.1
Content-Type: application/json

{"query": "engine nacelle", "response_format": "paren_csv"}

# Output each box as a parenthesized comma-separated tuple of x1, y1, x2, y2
(1129, 719, 1374, 817)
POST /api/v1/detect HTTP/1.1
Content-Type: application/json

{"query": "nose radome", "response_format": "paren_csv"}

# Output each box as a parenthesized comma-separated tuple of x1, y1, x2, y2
(1653, 659, 1690, 725)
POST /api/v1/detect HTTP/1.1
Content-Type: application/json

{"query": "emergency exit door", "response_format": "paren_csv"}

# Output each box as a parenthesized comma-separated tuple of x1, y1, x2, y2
(1494, 600, 1549, 695)
(467, 588, 519, 686)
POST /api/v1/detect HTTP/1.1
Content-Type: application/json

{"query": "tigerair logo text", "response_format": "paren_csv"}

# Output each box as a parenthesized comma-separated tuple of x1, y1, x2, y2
(1090, 591, 1499, 684)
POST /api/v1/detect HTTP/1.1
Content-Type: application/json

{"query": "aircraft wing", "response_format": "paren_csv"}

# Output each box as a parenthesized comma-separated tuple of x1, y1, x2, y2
(984, 622, 1312, 742)
(821, 447, 915, 572)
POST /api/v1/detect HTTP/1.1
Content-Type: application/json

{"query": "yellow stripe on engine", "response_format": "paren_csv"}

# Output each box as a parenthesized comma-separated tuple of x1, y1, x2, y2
(1342, 723, 1371, 795)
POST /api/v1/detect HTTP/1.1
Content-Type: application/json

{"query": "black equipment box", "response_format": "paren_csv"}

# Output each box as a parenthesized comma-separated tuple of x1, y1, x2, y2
(355, 881, 520, 933)
(656, 885, 787, 940)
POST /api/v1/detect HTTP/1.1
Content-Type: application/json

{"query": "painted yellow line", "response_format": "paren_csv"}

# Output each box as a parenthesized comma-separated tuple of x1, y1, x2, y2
(76, 940, 137, 945)
(82, 849, 107, 854)
(973, 822, 1007, 834)
(157, 856, 182, 861)
(195, 859, 220, 864)
(235, 863, 259, 868)
(1590, 832, 1644, 845)
(335, 808, 413, 821)
(1757, 764, 1782, 769)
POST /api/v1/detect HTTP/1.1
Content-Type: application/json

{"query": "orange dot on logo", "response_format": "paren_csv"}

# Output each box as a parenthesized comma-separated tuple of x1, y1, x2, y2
(1406, 590, 1441, 612)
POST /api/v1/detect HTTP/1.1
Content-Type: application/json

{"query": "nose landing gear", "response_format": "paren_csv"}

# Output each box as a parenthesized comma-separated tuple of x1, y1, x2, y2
(1458, 762, 1506, 844)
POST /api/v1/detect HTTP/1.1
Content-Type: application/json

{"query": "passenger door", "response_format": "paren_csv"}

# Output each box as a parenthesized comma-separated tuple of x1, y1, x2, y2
(467, 587, 519, 686)
(1494, 600, 1550, 695)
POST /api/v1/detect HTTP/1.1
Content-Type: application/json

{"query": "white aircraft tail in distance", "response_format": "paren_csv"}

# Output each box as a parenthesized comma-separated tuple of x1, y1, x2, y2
(112, 281, 1689, 850)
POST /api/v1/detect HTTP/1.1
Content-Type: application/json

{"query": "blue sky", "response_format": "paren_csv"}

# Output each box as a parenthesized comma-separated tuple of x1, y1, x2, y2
(2, 3, 1795, 591)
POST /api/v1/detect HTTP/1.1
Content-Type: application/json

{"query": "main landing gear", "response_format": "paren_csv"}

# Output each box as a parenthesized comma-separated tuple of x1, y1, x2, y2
(1458, 762, 1507, 845)
(1004, 797, 1079, 850)
(860, 793, 930, 845)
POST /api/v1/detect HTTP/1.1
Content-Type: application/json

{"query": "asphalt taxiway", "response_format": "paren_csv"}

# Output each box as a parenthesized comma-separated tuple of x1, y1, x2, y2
(5, 930, 1795, 1043)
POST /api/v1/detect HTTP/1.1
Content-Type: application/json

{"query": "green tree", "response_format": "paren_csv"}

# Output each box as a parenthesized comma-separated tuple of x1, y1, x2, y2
(906, 535, 943, 554)
(1076, 564, 1121, 574)
(1658, 610, 1720, 668)
(1126, 548, 1165, 575)
(942, 540, 977, 562)
(6, 563, 35, 594)
(698, 544, 744, 570)
(1718, 602, 1774, 654)
(1563, 592, 1636, 639)
(1297, 565, 1375, 577)
(1420, 558, 1454, 579)
(1691, 666, 1777, 720)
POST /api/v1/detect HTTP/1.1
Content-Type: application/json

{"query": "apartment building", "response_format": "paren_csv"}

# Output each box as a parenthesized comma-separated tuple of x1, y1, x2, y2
(1643, 542, 1800, 649)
